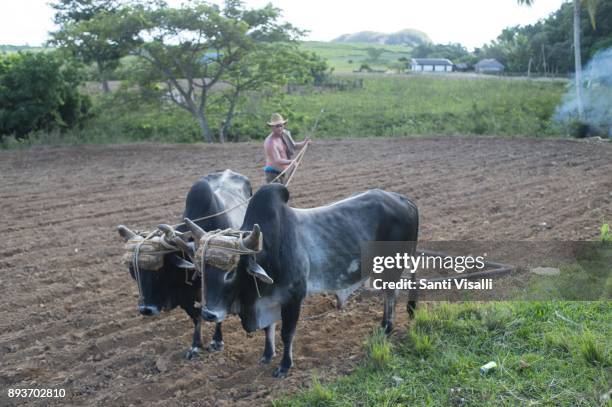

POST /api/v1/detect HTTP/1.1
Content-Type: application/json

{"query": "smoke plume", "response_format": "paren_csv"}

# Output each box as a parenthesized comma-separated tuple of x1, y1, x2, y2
(554, 47, 612, 137)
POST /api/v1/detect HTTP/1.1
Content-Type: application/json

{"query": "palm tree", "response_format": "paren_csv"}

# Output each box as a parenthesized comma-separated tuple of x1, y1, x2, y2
(518, 0, 599, 118)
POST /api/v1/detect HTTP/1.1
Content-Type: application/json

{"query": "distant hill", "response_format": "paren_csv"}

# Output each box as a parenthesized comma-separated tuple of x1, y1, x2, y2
(332, 29, 431, 47)
(0, 44, 49, 53)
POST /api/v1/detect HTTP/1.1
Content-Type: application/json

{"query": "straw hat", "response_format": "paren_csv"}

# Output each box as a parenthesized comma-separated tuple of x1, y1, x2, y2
(267, 113, 287, 126)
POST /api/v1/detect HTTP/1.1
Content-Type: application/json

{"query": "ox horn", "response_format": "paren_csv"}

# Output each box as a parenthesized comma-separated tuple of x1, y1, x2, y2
(242, 224, 262, 251)
(184, 218, 205, 241)
(117, 225, 141, 242)
(158, 223, 177, 240)
(174, 236, 196, 260)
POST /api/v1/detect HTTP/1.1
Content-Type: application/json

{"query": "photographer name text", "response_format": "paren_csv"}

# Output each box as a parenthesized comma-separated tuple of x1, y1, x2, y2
(372, 278, 493, 291)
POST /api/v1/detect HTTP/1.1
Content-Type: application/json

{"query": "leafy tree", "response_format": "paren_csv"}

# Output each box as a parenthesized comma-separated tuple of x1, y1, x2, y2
(49, 0, 140, 93)
(481, 27, 532, 73)
(387, 61, 406, 73)
(365, 47, 385, 63)
(301, 51, 330, 85)
(0, 52, 90, 139)
(481, 0, 611, 79)
(116, 0, 312, 143)
(358, 63, 372, 72)
(518, 0, 601, 117)
(411, 43, 470, 61)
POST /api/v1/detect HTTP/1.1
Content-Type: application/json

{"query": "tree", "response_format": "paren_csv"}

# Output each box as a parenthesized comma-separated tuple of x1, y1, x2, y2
(116, 0, 308, 143)
(365, 47, 385, 64)
(481, 27, 532, 73)
(49, 0, 140, 93)
(0, 52, 90, 139)
(518, 0, 600, 118)
(411, 43, 470, 61)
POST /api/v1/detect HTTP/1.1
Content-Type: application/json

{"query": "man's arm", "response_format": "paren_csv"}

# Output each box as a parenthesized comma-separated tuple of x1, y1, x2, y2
(294, 137, 312, 148)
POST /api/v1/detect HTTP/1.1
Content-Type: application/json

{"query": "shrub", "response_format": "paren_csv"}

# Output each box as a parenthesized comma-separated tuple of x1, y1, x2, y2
(0, 52, 90, 140)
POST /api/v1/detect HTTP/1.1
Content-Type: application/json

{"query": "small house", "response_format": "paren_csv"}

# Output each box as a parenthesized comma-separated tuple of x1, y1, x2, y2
(410, 58, 454, 72)
(474, 59, 505, 73)
(454, 62, 470, 72)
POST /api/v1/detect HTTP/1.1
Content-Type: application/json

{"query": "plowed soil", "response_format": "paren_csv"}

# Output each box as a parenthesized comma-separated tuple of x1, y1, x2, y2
(1, 137, 611, 406)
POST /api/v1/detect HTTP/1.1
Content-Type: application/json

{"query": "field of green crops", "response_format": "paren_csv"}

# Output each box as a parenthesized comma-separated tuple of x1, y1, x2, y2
(286, 74, 568, 139)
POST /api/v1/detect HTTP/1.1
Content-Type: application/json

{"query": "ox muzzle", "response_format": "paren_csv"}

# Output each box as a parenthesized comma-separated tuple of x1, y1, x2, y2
(139, 304, 161, 316)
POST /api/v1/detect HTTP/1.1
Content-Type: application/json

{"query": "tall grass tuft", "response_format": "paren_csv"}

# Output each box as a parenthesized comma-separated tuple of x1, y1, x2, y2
(304, 374, 334, 406)
(365, 328, 392, 369)
(580, 331, 606, 366)
(408, 330, 434, 358)
(544, 332, 572, 353)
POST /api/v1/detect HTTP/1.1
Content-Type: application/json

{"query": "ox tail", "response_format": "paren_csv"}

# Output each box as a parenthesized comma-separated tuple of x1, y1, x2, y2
(402, 194, 419, 319)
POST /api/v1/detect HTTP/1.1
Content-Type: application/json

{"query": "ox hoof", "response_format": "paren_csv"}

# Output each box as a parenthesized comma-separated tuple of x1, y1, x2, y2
(272, 366, 290, 378)
(206, 340, 224, 353)
(259, 353, 276, 365)
(185, 347, 201, 360)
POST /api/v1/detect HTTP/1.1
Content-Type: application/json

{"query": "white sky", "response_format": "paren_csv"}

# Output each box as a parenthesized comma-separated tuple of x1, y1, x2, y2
(1, 0, 567, 50)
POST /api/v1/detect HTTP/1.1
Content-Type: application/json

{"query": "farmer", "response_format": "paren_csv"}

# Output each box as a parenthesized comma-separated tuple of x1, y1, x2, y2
(263, 113, 311, 184)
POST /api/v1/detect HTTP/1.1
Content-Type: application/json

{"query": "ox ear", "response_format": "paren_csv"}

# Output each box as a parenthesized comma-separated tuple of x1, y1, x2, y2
(247, 257, 273, 284)
(118, 225, 141, 242)
(275, 184, 290, 203)
(169, 254, 195, 269)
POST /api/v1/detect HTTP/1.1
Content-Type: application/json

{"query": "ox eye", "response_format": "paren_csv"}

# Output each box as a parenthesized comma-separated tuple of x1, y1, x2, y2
(224, 269, 236, 283)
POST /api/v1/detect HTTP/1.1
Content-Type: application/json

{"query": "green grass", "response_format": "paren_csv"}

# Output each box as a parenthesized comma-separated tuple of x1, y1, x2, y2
(300, 41, 412, 73)
(276, 301, 611, 406)
(2, 74, 570, 148)
(519, 243, 612, 302)
(303, 374, 335, 406)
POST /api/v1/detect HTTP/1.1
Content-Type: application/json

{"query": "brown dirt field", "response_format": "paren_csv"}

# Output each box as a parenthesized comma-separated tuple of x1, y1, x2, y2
(1, 137, 611, 406)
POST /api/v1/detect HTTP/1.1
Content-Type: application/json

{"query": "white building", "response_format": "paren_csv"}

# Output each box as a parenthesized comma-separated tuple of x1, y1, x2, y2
(410, 58, 454, 72)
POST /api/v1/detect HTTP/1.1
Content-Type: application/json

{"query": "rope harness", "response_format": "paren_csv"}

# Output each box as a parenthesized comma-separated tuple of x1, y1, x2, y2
(193, 229, 264, 306)
(129, 230, 164, 305)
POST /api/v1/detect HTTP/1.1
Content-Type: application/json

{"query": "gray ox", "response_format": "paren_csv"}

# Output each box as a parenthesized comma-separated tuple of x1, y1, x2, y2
(178, 183, 418, 377)
(117, 170, 251, 359)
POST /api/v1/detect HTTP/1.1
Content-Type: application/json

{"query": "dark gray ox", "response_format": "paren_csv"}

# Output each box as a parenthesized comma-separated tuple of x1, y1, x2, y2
(117, 170, 251, 359)
(178, 183, 418, 377)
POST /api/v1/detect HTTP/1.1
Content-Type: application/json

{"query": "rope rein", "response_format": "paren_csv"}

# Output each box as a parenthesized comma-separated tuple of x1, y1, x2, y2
(171, 140, 310, 229)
